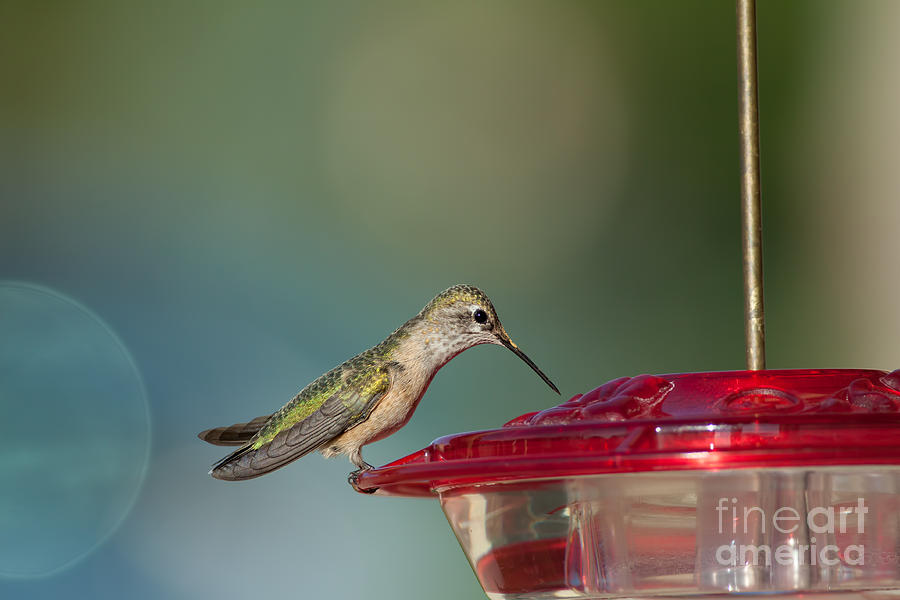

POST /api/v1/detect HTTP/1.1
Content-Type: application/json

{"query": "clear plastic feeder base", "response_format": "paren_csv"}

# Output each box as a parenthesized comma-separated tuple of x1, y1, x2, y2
(440, 468, 900, 599)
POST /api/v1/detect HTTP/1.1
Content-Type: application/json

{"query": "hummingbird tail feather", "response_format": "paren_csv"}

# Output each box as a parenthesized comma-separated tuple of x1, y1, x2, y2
(198, 414, 272, 446)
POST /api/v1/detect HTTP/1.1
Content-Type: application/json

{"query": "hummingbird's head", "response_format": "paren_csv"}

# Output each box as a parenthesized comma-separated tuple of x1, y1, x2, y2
(419, 284, 560, 394)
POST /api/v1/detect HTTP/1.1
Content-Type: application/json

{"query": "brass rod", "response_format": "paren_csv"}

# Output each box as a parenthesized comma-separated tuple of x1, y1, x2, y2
(736, 0, 766, 370)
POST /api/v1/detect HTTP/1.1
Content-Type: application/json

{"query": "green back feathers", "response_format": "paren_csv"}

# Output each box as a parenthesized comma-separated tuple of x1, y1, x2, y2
(250, 345, 396, 449)
(252, 367, 344, 448)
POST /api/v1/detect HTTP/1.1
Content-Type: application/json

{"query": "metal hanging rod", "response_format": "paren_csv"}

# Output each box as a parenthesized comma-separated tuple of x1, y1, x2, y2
(736, 0, 766, 370)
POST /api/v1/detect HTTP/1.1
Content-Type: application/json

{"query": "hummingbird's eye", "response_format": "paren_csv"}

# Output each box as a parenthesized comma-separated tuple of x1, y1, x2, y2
(473, 308, 488, 324)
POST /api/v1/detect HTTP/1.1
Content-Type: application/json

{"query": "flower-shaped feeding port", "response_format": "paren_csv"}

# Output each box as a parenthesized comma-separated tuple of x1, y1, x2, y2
(357, 369, 900, 599)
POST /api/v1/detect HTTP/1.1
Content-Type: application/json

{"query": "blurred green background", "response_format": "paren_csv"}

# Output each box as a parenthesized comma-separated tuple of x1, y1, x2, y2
(2, 1, 899, 598)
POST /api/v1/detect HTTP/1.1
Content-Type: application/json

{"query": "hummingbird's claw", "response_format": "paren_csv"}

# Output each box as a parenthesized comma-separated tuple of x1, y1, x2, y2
(348, 468, 378, 494)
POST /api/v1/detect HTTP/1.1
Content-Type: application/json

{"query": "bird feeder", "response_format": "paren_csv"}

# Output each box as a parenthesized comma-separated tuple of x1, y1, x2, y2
(356, 2, 900, 598)
(358, 369, 900, 598)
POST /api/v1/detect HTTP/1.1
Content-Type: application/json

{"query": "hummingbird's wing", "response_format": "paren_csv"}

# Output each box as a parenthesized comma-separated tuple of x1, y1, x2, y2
(208, 360, 391, 481)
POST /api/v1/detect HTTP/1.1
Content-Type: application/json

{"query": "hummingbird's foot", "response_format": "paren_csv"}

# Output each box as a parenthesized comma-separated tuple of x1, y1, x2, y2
(348, 468, 378, 494)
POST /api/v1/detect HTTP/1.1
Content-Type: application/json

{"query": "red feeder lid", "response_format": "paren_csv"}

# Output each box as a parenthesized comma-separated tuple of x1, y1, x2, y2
(356, 368, 900, 496)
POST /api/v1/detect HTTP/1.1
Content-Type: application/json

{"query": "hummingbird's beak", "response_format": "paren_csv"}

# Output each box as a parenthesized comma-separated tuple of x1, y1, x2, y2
(497, 328, 560, 394)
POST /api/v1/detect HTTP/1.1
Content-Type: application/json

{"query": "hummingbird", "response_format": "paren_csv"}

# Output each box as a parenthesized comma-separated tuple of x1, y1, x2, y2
(198, 284, 559, 491)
